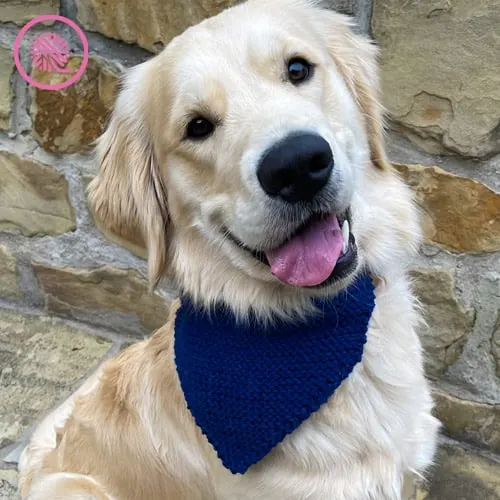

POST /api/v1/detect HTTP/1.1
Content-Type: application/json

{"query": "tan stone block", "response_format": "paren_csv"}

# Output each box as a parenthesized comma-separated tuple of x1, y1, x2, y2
(411, 268, 475, 379)
(0, 0, 59, 25)
(420, 443, 500, 499)
(0, 246, 20, 300)
(30, 57, 121, 154)
(415, 489, 428, 500)
(402, 475, 429, 500)
(0, 151, 76, 236)
(33, 264, 171, 334)
(433, 390, 500, 454)
(76, 0, 239, 52)
(402, 475, 417, 500)
(0, 308, 110, 449)
(0, 0, 59, 26)
(395, 164, 500, 253)
(0, 45, 14, 131)
(0, 469, 19, 500)
(372, 0, 500, 158)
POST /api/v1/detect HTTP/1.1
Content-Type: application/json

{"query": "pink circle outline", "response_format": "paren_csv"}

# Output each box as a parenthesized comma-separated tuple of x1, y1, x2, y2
(13, 15, 89, 91)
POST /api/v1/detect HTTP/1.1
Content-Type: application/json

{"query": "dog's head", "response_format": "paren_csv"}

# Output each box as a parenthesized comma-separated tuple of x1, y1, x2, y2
(88, 0, 421, 319)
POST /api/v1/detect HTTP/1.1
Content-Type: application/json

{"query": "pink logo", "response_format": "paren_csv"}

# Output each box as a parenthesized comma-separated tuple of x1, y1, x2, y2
(31, 32, 73, 73)
(13, 15, 89, 91)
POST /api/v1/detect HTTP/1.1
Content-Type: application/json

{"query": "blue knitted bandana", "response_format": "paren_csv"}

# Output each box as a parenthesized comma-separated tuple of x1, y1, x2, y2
(174, 273, 375, 475)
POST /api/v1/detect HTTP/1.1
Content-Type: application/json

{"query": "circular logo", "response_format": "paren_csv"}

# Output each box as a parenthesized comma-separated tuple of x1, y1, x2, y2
(13, 15, 89, 91)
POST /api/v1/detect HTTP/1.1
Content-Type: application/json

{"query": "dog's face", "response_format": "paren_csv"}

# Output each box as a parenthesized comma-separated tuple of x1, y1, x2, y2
(89, 0, 421, 318)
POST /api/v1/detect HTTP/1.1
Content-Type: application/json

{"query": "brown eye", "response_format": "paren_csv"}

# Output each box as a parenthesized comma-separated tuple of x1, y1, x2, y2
(287, 58, 313, 84)
(186, 117, 215, 140)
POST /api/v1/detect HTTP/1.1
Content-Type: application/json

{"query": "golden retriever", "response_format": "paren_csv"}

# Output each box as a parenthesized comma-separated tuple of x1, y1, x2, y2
(18, 0, 440, 498)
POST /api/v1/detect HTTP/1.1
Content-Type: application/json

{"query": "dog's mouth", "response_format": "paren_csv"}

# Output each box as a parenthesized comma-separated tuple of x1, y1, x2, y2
(224, 210, 358, 288)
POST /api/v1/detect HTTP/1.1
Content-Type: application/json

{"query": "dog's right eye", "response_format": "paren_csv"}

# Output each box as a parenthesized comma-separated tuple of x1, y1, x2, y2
(186, 117, 215, 140)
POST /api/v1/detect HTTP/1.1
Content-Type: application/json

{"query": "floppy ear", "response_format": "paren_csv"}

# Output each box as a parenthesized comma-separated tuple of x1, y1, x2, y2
(87, 61, 169, 288)
(317, 9, 390, 170)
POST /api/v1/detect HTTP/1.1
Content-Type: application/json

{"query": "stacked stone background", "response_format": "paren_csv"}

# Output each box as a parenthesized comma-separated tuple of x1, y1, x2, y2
(0, 0, 499, 498)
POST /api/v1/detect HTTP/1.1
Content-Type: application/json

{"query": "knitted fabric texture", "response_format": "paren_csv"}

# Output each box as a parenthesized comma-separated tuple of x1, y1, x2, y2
(174, 274, 375, 475)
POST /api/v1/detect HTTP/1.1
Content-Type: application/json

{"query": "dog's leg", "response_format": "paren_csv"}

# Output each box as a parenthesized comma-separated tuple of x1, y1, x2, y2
(24, 472, 116, 500)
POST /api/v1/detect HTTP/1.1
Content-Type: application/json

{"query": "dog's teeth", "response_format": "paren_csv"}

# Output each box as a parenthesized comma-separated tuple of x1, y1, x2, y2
(342, 220, 349, 254)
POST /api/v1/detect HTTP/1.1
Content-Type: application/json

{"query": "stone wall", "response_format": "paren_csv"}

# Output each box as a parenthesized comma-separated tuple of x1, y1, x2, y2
(0, 0, 499, 498)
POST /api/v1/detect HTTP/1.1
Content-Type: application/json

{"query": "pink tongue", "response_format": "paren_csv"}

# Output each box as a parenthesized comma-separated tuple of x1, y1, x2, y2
(265, 214, 343, 287)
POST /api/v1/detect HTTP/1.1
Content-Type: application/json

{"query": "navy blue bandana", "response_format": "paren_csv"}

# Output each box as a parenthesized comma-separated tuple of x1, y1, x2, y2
(174, 274, 375, 475)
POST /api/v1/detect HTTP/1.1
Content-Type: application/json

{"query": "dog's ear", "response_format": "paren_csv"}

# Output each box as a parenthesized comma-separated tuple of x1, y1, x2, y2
(316, 9, 390, 170)
(87, 61, 169, 288)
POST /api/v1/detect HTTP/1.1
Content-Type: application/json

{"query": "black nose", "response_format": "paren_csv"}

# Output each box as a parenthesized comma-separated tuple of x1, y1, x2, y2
(257, 133, 333, 203)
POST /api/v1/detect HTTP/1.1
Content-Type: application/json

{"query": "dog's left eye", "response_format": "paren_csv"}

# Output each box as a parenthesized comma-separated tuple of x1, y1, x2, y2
(287, 58, 313, 84)
(186, 117, 215, 140)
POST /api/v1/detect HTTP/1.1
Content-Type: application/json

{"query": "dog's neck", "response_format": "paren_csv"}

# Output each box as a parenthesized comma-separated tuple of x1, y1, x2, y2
(173, 273, 376, 475)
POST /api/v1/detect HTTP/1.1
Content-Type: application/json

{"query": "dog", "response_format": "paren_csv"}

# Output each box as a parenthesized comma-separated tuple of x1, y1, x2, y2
(18, 0, 440, 498)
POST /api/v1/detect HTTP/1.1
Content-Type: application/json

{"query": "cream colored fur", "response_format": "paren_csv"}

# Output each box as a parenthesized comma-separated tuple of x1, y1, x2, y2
(18, 0, 440, 498)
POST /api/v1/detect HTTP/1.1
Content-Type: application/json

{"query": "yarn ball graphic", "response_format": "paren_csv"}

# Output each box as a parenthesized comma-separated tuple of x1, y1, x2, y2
(31, 32, 73, 73)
